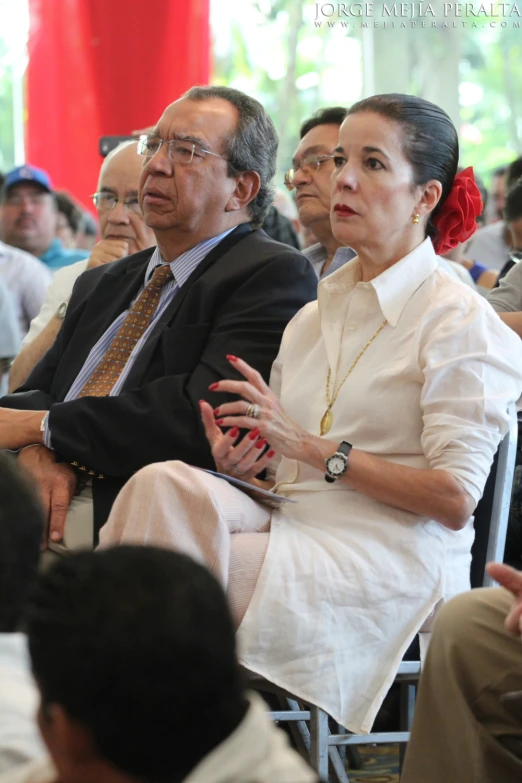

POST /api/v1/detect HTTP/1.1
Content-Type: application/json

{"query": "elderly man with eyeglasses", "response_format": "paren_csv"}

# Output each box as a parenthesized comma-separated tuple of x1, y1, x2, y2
(285, 106, 356, 278)
(8, 141, 156, 391)
(0, 85, 317, 559)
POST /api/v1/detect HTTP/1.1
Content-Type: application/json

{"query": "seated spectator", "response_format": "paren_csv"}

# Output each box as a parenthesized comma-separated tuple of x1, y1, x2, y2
(54, 192, 83, 249)
(490, 176, 522, 285)
(0, 236, 51, 336)
(75, 210, 98, 252)
(401, 561, 522, 783)
(8, 141, 156, 392)
(0, 280, 20, 396)
(273, 187, 302, 238)
(0, 547, 316, 783)
(0, 453, 46, 773)
(465, 156, 522, 271)
(0, 85, 317, 559)
(99, 94, 522, 734)
(0, 166, 88, 272)
(261, 205, 300, 249)
(286, 106, 355, 278)
(486, 180, 522, 336)
(486, 164, 508, 223)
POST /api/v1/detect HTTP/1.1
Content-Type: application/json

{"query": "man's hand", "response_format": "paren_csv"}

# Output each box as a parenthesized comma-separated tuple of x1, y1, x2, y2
(18, 445, 77, 548)
(86, 238, 130, 270)
(487, 562, 522, 637)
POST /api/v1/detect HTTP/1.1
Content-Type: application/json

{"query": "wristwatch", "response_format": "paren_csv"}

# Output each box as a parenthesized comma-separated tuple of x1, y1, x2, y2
(325, 441, 352, 483)
(56, 301, 68, 320)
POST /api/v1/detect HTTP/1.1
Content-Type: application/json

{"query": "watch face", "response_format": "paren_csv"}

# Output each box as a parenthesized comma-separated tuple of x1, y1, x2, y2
(328, 455, 346, 475)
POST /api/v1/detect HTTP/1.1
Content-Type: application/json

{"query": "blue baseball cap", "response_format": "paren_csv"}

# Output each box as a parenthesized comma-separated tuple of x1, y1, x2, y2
(3, 164, 53, 194)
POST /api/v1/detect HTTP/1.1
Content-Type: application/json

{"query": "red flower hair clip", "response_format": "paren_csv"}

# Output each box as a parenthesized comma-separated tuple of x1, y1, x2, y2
(432, 167, 483, 256)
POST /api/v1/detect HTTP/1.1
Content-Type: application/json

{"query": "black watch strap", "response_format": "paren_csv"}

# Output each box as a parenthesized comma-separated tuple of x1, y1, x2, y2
(338, 440, 352, 457)
(325, 440, 353, 483)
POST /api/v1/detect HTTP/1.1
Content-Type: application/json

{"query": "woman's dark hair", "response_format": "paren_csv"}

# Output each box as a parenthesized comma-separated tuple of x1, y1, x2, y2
(26, 547, 248, 783)
(346, 94, 459, 247)
(504, 177, 522, 223)
(184, 85, 278, 228)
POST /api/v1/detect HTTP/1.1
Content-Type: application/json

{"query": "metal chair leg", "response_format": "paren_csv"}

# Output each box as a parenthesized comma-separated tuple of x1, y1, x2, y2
(399, 682, 416, 771)
(310, 705, 329, 781)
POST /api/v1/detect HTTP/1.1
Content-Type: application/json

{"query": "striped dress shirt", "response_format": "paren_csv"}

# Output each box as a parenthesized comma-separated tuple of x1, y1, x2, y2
(44, 229, 234, 448)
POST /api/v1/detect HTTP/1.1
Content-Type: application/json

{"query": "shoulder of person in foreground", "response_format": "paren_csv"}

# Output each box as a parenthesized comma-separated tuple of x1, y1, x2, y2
(0, 756, 56, 783)
(184, 692, 317, 783)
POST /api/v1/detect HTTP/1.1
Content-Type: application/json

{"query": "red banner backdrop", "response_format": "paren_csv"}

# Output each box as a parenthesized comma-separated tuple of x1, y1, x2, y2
(26, 0, 210, 211)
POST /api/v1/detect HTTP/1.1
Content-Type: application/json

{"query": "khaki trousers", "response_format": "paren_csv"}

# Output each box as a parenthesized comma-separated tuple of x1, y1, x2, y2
(40, 485, 94, 568)
(401, 587, 522, 783)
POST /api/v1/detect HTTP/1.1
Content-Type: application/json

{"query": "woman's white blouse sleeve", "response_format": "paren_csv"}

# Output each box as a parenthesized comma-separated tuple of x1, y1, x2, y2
(419, 298, 522, 505)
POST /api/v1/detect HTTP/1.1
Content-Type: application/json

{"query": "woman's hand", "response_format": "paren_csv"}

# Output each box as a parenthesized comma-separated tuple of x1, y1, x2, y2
(199, 399, 275, 482)
(207, 355, 310, 461)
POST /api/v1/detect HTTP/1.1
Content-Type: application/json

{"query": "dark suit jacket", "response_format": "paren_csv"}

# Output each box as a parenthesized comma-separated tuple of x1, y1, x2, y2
(1, 224, 317, 534)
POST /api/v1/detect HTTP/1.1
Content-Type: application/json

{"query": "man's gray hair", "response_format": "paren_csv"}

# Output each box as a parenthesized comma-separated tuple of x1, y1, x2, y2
(184, 85, 278, 228)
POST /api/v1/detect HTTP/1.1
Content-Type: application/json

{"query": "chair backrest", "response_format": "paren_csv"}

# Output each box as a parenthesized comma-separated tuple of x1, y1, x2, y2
(470, 404, 518, 589)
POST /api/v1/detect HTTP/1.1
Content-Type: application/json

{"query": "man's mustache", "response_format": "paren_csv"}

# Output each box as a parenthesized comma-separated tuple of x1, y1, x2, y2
(14, 214, 36, 227)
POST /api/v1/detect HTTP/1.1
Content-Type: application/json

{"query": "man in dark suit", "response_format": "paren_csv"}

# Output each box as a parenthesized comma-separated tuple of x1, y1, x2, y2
(0, 85, 317, 553)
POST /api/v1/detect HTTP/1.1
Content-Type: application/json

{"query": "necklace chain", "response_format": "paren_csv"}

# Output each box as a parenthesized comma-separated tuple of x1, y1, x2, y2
(321, 319, 387, 435)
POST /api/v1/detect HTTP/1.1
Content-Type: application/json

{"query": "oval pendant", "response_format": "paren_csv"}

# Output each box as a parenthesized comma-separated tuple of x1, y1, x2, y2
(320, 410, 333, 435)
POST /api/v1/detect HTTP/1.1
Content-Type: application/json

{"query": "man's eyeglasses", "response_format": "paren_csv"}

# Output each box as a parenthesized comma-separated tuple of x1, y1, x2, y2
(137, 135, 228, 165)
(90, 192, 142, 214)
(284, 154, 335, 191)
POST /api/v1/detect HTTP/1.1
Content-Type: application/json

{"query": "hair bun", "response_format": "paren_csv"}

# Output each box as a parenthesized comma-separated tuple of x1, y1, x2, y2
(432, 167, 483, 255)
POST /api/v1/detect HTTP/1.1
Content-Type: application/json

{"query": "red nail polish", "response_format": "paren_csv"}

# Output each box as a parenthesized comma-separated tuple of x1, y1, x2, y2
(215, 419, 224, 425)
(213, 407, 220, 415)
(209, 382, 220, 391)
(267, 450, 275, 458)
(226, 354, 238, 362)
(249, 428, 260, 440)
(255, 438, 267, 449)
(229, 427, 240, 438)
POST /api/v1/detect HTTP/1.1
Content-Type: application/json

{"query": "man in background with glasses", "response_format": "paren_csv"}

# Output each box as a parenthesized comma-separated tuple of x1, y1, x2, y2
(8, 141, 156, 391)
(285, 106, 355, 279)
(0, 86, 317, 559)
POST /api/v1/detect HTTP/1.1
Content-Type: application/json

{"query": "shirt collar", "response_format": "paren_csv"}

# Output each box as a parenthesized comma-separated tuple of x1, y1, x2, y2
(318, 238, 438, 327)
(146, 228, 235, 287)
(303, 242, 356, 279)
(39, 238, 63, 263)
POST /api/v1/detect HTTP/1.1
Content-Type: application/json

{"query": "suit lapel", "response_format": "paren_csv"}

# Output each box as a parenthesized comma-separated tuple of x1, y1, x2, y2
(60, 250, 153, 389)
(121, 224, 252, 390)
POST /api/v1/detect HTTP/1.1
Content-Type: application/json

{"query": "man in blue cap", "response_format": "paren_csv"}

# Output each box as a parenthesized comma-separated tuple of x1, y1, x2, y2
(0, 165, 89, 272)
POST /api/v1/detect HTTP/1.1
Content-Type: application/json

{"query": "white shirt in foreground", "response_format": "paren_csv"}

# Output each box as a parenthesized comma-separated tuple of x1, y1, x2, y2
(21, 259, 89, 349)
(0, 693, 316, 783)
(238, 238, 522, 734)
(0, 634, 45, 774)
(0, 242, 52, 337)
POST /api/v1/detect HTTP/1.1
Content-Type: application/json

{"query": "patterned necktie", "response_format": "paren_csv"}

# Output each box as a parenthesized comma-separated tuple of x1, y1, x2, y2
(77, 263, 174, 398)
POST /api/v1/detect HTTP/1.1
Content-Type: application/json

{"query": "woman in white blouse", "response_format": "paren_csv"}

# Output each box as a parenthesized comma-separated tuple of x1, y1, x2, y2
(100, 94, 522, 733)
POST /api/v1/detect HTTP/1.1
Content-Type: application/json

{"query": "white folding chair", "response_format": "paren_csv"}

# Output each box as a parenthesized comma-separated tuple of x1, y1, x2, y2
(249, 404, 519, 782)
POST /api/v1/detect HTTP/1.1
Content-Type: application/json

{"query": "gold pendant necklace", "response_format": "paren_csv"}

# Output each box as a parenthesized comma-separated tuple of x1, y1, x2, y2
(320, 319, 387, 435)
